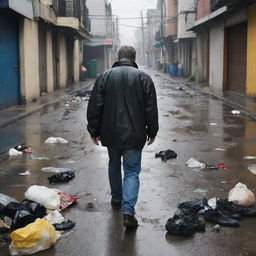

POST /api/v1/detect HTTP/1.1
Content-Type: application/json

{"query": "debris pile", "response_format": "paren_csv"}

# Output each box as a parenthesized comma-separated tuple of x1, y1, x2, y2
(166, 183, 256, 236)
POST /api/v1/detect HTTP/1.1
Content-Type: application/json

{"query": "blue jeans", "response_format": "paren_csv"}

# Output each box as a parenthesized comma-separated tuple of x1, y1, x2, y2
(107, 148, 142, 215)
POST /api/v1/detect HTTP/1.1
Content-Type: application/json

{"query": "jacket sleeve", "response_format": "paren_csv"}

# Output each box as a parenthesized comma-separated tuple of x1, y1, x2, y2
(87, 74, 105, 138)
(143, 75, 159, 138)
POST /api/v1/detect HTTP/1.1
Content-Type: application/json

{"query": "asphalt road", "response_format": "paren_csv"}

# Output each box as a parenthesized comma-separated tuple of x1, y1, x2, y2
(1, 69, 256, 256)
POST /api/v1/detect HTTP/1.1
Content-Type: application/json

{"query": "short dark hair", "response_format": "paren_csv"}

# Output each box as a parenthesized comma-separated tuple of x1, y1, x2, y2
(118, 46, 136, 61)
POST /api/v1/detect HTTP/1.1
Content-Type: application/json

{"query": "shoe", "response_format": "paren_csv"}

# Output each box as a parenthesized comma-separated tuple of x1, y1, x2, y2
(111, 200, 121, 210)
(204, 209, 240, 227)
(123, 214, 138, 228)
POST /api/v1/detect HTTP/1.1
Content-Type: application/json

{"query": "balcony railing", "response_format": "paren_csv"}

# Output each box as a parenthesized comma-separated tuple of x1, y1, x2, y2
(52, 0, 90, 31)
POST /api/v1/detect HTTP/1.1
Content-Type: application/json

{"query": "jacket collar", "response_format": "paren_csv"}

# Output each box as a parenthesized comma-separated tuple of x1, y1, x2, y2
(112, 58, 138, 69)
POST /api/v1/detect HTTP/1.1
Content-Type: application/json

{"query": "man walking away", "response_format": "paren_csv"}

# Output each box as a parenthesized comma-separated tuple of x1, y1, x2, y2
(87, 46, 158, 228)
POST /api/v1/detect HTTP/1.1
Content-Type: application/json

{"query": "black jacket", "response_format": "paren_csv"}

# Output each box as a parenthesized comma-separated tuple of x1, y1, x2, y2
(87, 59, 158, 150)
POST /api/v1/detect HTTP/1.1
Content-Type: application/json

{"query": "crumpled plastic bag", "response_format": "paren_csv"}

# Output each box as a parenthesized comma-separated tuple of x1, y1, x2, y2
(58, 192, 79, 211)
(48, 171, 75, 184)
(1, 201, 46, 229)
(9, 218, 60, 255)
(0, 193, 17, 207)
(53, 220, 75, 231)
(8, 148, 23, 157)
(44, 137, 68, 144)
(24, 185, 60, 210)
(186, 158, 206, 169)
(228, 183, 255, 207)
(45, 210, 64, 225)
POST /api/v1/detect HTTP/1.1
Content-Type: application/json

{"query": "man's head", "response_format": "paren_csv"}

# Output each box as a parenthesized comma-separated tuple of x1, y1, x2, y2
(118, 46, 136, 61)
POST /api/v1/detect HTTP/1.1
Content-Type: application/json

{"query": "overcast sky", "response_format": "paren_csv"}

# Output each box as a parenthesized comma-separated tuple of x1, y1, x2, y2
(109, 0, 157, 45)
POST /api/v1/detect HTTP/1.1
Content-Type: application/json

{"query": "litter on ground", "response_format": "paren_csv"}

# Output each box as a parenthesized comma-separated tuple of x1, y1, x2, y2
(41, 167, 72, 173)
(8, 148, 23, 157)
(243, 156, 256, 160)
(186, 158, 206, 169)
(155, 150, 177, 162)
(19, 170, 31, 176)
(44, 137, 68, 144)
(248, 164, 256, 175)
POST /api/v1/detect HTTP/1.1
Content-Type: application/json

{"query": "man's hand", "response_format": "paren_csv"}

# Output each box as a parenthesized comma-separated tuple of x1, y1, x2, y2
(147, 137, 155, 145)
(91, 137, 100, 145)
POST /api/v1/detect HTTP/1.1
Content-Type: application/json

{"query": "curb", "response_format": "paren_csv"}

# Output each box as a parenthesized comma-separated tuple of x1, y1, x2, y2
(0, 82, 94, 130)
(153, 70, 256, 120)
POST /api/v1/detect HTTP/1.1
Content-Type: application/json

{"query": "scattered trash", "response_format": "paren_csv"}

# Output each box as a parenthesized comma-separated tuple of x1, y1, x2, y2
(186, 158, 206, 169)
(58, 192, 79, 211)
(212, 224, 221, 232)
(27, 155, 49, 160)
(25, 185, 61, 210)
(218, 163, 225, 169)
(0, 219, 11, 231)
(228, 183, 255, 207)
(155, 150, 177, 162)
(44, 137, 68, 144)
(48, 171, 75, 184)
(206, 165, 218, 170)
(243, 156, 256, 160)
(208, 197, 217, 210)
(215, 148, 226, 151)
(53, 220, 75, 231)
(14, 145, 33, 154)
(231, 110, 240, 115)
(193, 189, 208, 194)
(165, 212, 205, 236)
(0, 193, 17, 207)
(8, 148, 23, 157)
(42, 167, 72, 173)
(67, 160, 75, 164)
(9, 218, 60, 256)
(210, 123, 218, 126)
(19, 170, 31, 176)
(45, 210, 65, 225)
(1, 201, 46, 229)
(221, 181, 227, 184)
(175, 86, 184, 91)
(248, 164, 256, 175)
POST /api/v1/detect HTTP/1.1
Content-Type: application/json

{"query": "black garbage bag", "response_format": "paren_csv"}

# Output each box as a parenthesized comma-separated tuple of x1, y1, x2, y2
(203, 209, 240, 227)
(166, 212, 205, 236)
(2, 201, 46, 229)
(53, 220, 75, 231)
(217, 198, 256, 218)
(178, 198, 208, 215)
(48, 171, 75, 184)
(155, 150, 177, 162)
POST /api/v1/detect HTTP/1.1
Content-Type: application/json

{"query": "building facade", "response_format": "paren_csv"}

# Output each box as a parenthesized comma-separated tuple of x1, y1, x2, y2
(0, 0, 90, 110)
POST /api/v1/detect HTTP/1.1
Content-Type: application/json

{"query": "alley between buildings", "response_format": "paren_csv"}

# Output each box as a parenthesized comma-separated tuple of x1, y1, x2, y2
(1, 69, 256, 256)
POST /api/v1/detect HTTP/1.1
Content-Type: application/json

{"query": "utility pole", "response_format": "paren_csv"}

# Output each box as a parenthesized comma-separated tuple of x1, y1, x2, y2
(140, 10, 145, 65)
(160, 0, 164, 65)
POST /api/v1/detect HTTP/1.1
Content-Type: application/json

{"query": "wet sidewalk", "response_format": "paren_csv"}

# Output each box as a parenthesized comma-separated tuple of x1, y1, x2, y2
(0, 80, 94, 129)
(155, 70, 256, 120)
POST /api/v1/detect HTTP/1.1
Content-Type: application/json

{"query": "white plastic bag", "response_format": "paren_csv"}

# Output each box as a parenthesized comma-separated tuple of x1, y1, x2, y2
(45, 210, 65, 225)
(228, 183, 255, 206)
(248, 164, 256, 175)
(185, 157, 206, 169)
(44, 137, 68, 144)
(9, 218, 61, 256)
(0, 193, 17, 206)
(24, 185, 60, 210)
(9, 148, 23, 157)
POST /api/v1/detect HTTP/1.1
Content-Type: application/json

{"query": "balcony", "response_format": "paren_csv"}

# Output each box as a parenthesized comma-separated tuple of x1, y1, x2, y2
(211, 0, 256, 11)
(54, 0, 90, 31)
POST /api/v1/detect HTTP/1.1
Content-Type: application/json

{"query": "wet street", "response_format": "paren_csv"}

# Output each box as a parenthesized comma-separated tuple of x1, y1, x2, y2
(1, 68, 256, 256)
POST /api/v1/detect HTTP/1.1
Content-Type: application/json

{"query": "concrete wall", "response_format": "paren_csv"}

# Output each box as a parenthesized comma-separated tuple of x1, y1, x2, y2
(19, 18, 40, 103)
(246, 4, 256, 96)
(178, 0, 196, 39)
(165, 0, 177, 36)
(46, 28, 54, 92)
(73, 39, 80, 83)
(86, 0, 106, 36)
(196, 0, 211, 20)
(209, 22, 224, 91)
(57, 32, 68, 88)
